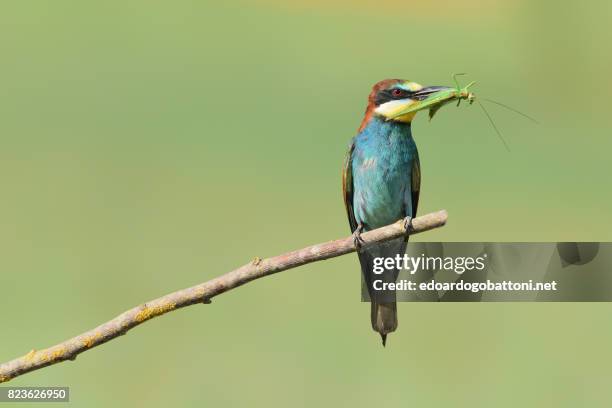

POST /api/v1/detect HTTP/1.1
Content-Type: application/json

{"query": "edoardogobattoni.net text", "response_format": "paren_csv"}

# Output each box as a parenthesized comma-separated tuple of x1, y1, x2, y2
(373, 279, 558, 293)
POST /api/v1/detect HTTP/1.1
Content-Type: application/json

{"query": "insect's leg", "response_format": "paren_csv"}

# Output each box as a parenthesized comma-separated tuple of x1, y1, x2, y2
(464, 80, 476, 90)
(452, 73, 466, 91)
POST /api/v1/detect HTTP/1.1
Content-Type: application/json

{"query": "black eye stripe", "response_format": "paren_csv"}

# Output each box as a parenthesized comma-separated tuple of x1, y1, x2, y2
(375, 88, 415, 106)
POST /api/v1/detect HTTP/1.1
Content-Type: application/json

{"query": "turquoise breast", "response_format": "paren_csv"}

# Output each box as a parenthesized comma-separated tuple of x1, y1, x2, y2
(351, 117, 417, 230)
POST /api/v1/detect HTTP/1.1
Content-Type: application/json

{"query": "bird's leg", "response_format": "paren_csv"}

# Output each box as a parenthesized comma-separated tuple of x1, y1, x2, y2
(352, 224, 365, 251)
(403, 216, 413, 234)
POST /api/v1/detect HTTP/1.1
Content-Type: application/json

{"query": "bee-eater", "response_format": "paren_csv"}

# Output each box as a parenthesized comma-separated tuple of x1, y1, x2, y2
(342, 79, 449, 346)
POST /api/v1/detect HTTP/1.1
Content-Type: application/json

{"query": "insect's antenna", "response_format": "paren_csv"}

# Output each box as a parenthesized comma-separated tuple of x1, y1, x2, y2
(452, 73, 467, 90)
(477, 100, 511, 152)
(482, 98, 539, 124)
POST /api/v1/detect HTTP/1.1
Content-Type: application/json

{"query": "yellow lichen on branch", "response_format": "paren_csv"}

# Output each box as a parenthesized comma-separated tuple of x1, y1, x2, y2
(51, 347, 68, 361)
(82, 332, 103, 348)
(24, 350, 36, 362)
(134, 301, 176, 323)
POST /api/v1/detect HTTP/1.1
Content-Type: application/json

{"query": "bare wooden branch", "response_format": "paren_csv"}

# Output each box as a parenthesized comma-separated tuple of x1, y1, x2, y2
(0, 210, 447, 383)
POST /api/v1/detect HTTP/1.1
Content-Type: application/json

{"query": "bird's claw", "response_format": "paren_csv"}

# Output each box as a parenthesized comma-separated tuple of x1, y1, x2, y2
(403, 216, 413, 234)
(352, 224, 365, 251)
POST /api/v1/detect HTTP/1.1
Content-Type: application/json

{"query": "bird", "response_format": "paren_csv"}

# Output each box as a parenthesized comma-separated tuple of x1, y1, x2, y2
(342, 79, 448, 346)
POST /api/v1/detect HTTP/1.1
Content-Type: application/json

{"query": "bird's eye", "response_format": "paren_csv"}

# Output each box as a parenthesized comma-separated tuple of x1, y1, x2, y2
(391, 89, 404, 98)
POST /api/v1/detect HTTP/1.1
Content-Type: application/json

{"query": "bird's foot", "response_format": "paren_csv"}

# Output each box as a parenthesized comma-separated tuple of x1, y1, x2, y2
(403, 216, 413, 234)
(352, 224, 365, 251)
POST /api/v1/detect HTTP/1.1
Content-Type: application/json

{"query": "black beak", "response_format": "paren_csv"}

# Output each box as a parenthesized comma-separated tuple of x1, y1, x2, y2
(413, 86, 453, 101)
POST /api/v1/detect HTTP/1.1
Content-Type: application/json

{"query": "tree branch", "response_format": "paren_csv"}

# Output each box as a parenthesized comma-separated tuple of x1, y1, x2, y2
(0, 210, 447, 383)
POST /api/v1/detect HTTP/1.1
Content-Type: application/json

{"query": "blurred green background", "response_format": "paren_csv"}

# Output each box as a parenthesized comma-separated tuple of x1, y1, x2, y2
(1, 0, 611, 406)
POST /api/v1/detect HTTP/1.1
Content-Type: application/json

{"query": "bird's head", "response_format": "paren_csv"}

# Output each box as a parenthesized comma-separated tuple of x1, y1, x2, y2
(358, 79, 450, 131)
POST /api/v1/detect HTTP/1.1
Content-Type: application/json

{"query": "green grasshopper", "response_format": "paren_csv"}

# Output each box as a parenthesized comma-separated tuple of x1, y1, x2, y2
(390, 73, 476, 121)
(389, 73, 537, 151)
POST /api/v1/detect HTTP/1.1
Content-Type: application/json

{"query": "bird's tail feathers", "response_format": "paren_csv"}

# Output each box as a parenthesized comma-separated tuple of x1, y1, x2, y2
(371, 301, 397, 347)
(359, 238, 405, 345)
